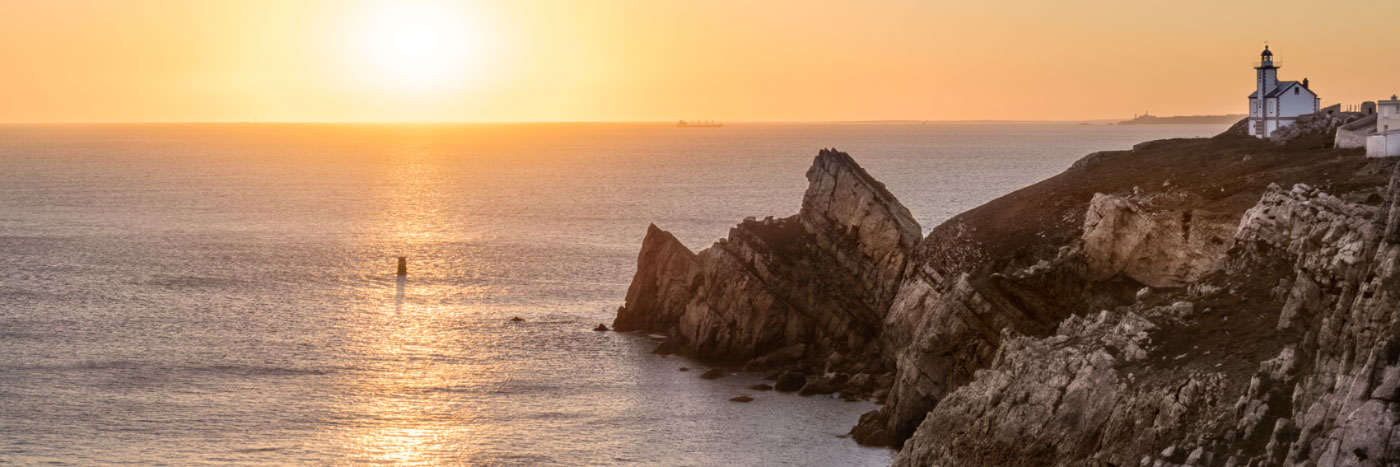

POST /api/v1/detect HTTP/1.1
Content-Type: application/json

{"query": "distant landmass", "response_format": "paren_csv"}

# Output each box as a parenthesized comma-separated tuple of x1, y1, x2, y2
(1117, 114, 1245, 125)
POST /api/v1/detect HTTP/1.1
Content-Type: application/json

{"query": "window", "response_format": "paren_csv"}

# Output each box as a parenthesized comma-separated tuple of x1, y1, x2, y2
(1294, 87, 1299, 95)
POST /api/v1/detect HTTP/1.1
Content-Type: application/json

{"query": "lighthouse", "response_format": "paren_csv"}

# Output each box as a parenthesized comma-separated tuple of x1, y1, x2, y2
(1247, 45, 1320, 139)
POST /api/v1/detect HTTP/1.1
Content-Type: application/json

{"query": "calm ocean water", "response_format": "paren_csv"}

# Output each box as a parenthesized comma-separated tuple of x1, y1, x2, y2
(0, 122, 1229, 465)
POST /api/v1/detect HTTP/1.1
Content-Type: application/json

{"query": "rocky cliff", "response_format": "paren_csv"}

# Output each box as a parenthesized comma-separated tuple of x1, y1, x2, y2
(614, 148, 920, 382)
(892, 180, 1398, 466)
(616, 126, 1400, 466)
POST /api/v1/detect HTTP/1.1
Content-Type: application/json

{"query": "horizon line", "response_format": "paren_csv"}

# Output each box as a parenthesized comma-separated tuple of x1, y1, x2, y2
(0, 116, 1243, 125)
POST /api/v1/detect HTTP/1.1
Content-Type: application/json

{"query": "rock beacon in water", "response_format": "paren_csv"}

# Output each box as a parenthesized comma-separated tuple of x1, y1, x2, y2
(616, 122, 1400, 466)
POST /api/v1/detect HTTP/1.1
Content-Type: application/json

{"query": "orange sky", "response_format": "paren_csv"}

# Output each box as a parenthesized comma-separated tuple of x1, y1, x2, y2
(2, 0, 1397, 123)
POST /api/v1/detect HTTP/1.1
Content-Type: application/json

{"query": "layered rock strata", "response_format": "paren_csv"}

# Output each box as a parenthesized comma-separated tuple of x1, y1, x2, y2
(616, 127, 1400, 465)
(614, 148, 921, 377)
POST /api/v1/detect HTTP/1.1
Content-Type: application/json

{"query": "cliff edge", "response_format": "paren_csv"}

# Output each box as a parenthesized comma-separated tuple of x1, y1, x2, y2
(616, 125, 1400, 466)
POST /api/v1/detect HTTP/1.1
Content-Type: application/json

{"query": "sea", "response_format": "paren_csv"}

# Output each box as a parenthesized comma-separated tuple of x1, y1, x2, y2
(0, 122, 1230, 465)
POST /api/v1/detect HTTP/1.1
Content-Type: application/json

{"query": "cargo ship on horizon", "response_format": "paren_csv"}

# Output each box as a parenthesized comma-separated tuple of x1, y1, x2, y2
(677, 120, 723, 128)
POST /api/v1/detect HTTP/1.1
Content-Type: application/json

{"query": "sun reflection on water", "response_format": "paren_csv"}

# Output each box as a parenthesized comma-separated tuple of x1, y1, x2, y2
(329, 150, 487, 464)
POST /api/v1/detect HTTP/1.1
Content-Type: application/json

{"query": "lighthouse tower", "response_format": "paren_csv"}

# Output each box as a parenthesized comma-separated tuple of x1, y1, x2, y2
(1247, 45, 1320, 139)
(1252, 46, 1280, 137)
(1256, 47, 1278, 101)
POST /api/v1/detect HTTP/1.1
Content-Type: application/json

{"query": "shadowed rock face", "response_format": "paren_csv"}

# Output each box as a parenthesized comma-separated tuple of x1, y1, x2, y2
(612, 224, 700, 333)
(613, 148, 921, 367)
(615, 126, 1400, 465)
(863, 234, 1103, 445)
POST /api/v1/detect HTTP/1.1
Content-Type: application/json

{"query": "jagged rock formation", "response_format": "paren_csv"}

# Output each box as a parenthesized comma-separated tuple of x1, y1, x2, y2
(612, 225, 699, 333)
(852, 124, 1391, 452)
(893, 179, 1400, 466)
(615, 122, 1400, 465)
(1234, 183, 1397, 466)
(800, 149, 923, 309)
(895, 310, 1164, 466)
(614, 148, 920, 377)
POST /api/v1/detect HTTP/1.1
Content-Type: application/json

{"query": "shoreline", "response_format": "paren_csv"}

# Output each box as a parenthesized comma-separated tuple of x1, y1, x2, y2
(612, 115, 1400, 465)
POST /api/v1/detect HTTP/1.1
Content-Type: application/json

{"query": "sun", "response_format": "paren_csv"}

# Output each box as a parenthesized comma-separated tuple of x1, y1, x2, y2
(338, 1, 490, 95)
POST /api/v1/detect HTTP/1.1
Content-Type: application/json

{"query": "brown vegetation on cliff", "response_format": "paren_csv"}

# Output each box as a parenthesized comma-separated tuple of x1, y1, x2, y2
(616, 121, 1400, 466)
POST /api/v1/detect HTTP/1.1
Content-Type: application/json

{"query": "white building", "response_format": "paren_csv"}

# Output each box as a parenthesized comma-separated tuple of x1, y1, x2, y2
(1379, 95, 1400, 134)
(1367, 95, 1400, 157)
(1248, 46, 1320, 139)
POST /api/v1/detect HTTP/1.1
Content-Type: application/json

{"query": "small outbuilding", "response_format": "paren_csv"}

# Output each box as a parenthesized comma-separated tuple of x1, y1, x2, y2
(1366, 95, 1400, 158)
(1379, 95, 1400, 134)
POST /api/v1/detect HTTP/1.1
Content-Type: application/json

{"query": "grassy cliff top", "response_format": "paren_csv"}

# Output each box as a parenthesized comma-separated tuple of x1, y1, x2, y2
(920, 119, 1396, 277)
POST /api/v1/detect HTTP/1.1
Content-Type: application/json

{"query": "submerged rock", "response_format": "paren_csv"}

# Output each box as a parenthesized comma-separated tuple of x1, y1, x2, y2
(594, 323, 609, 331)
(747, 384, 774, 391)
(746, 343, 806, 370)
(699, 368, 728, 380)
(845, 373, 875, 394)
(774, 371, 807, 393)
(730, 395, 754, 403)
(798, 379, 836, 397)
(851, 411, 896, 447)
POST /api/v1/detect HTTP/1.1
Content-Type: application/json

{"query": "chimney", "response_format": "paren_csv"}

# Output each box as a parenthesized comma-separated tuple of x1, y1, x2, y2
(1303, 78, 1309, 89)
